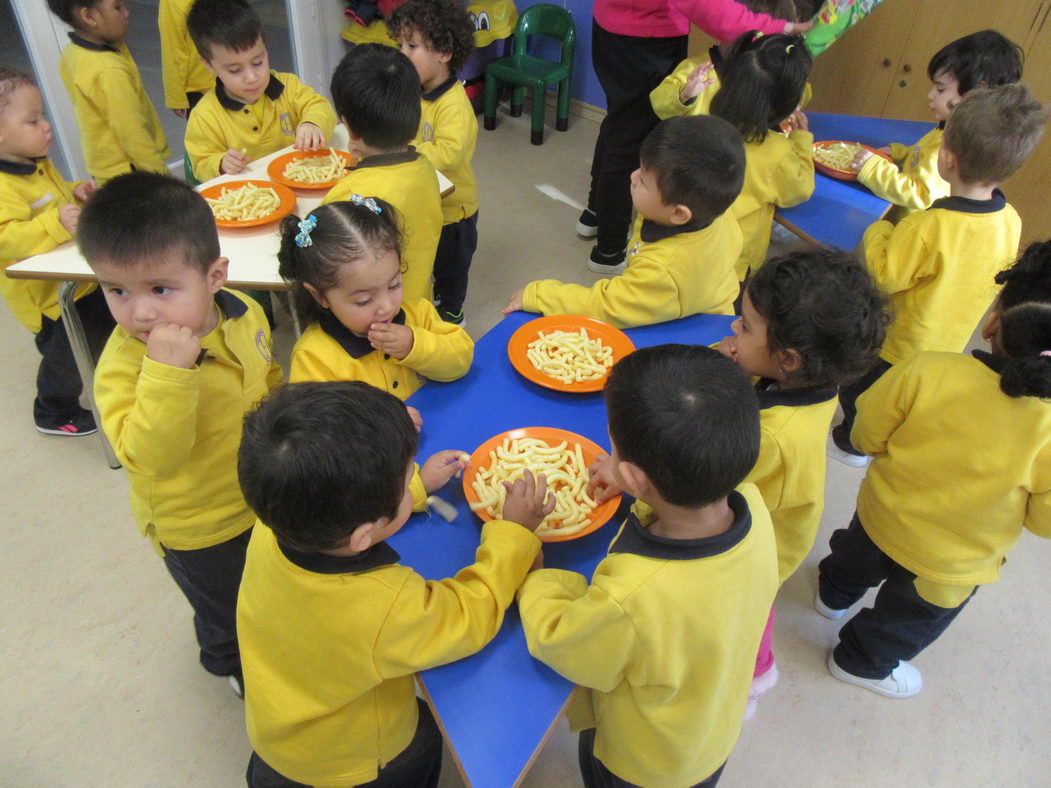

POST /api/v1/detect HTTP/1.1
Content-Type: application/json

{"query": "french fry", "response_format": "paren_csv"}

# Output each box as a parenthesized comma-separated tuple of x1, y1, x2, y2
(282, 151, 344, 184)
(205, 182, 280, 222)
(526, 328, 614, 384)
(814, 141, 863, 171)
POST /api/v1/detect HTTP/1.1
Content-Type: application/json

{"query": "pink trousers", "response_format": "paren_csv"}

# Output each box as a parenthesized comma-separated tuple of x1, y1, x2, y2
(753, 606, 776, 677)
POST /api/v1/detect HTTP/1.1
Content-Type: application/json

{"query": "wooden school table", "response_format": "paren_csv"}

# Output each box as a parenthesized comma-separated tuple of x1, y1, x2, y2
(394, 309, 734, 788)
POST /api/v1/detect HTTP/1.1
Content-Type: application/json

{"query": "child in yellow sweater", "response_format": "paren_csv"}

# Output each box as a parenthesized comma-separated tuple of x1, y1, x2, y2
(158, 0, 213, 116)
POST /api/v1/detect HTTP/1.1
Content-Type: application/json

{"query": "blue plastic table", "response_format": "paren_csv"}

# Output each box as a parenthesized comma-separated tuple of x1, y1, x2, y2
(392, 311, 734, 787)
(776, 112, 933, 250)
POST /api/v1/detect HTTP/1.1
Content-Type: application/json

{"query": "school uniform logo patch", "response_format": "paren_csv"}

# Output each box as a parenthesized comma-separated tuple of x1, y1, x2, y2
(30, 193, 54, 211)
(421, 122, 435, 143)
(909, 146, 922, 168)
(280, 112, 294, 136)
(255, 329, 273, 363)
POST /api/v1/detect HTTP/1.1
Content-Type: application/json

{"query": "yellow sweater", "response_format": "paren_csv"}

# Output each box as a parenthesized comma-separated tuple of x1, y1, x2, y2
(857, 125, 948, 216)
(521, 214, 742, 328)
(289, 298, 473, 399)
(323, 150, 442, 304)
(415, 77, 478, 224)
(853, 351, 1051, 587)
(518, 485, 778, 787)
(158, 0, 213, 109)
(239, 519, 540, 787)
(863, 190, 1021, 365)
(0, 158, 96, 333)
(94, 290, 283, 552)
(59, 35, 170, 184)
(185, 72, 337, 182)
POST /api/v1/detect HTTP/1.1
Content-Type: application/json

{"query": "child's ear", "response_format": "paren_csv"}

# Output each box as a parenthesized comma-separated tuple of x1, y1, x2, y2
(438, 50, 452, 65)
(77, 4, 97, 29)
(938, 145, 957, 175)
(205, 256, 229, 294)
(348, 522, 376, 553)
(616, 460, 650, 499)
(668, 203, 693, 226)
(302, 282, 330, 310)
(981, 308, 1002, 343)
(778, 348, 803, 375)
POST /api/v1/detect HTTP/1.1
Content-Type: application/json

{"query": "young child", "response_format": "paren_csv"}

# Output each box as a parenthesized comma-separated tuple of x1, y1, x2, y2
(519, 344, 778, 788)
(49, 0, 171, 184)
(816, 240, 1051, 699)
(158, 0, 213, 116)
(504, 116, 745, 328)
(0, 67, 114, 436)
(184, 0, 336, 182)
(79, 172, 283, 696)
(236, 380, 548, 786)
(388, 0, 478, 326)
(853, 29, 1023, 217)
(708, 31, 815, 280)
(831, 83, 1047, 464)
(324, 44, 442, 305)
(279, 199, 473, 397)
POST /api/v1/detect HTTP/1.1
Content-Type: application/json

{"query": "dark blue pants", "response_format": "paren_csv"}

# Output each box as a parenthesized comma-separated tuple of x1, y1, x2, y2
(578, 728, 725, 788)
(433, 211, 479, 315)
(831, 357, 892, 455)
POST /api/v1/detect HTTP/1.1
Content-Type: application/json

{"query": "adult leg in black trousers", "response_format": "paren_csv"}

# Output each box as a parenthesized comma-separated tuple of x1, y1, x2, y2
(830, 357, 892, 455)
(578, 728, 726, 788)
(433, 211, 479, 320)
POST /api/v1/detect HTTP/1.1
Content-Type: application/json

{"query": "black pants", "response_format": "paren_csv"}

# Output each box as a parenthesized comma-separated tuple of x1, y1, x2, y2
(246, 698, 442, 788)
(162, 527, 252, 676)
(433, 211, 479, 314)
(33, 287, 115, 426)
(578, 728, 725, 788)
(831, 357, 892, 455)
(818, 514, 976, 679)
(586, 21, 687, 254)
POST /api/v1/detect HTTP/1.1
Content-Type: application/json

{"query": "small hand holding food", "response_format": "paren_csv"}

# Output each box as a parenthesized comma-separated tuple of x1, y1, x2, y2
(502, 288, 524, 315)
(680, 61, 715, 104)
(420, 449, 470, 493)
(221, 148, 250, 174)
(851, 148, 874, 171)
(502, 469, 556, 532)
(368, 321, 414, 359)
(58, 204, 82, 235)
(784, 109, 808, 133)
(295, 122, 325, 152)
(878, 146, 892, 155)
(586, 454, 623, 505)
(146, 323, 202, 369)
(406, 405, 424, 432)
(73, 180, 97, 204)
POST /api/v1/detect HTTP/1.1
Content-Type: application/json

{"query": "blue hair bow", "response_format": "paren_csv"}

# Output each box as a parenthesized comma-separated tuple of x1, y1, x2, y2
(295, 214, 318, 248)
(348, 194, 382, 214)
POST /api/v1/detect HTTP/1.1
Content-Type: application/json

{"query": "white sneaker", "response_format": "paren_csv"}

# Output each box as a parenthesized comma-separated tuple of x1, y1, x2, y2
(826, 651, 923, 698)
(814, 590, 847, 620)
(826, 435, 871, 468)
(749, 662, 780, 696)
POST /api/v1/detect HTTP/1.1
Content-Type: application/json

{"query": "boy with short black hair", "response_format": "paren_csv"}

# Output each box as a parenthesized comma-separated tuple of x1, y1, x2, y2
(236, 380, 547, 786)
(505, 115, 745, 327)
(184, 0, 336, 181)
(388, 0, 478, 326)
(519, 344, 778, 787)
(324, 43, 442, 304)
(49, 0, 171, 184)
(79, 171, 284, 696)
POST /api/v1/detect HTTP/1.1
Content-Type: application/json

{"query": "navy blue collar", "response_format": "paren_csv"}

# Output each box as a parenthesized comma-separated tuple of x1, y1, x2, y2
(319, 308, 406, 358)
(0, 157, 41, 176)
(68, 32, 119, 53)
(929, 189, 1007, 215)
(609, 491, 752, 560)
(352, 148, 420, 170)
(215, 73, 285, 111)
(972, 348, 1006, 374)
(422, 75, 458, 102)
(278, 539, 401, 574)
(215, 289, 249, 318)
(639, 217, 711, 243)
(755, 381, 837, 408)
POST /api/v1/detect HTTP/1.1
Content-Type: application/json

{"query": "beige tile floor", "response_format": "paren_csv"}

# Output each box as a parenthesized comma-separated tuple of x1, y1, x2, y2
(3, 108, 1050, 787)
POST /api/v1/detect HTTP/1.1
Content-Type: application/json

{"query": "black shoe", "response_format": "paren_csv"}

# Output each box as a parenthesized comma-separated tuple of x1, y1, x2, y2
(35, 408, 98, 437)
(587, 246, 627, 275)
(227, 668, 245, 699)
(437, 306, 466, 327)
(575, 209, 598, 238)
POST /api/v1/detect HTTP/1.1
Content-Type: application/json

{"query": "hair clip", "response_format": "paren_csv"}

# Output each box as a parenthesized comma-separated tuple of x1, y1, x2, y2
(295, 214, 318, 248)
(751, 31, 764, 43)
(349, 194, 382, 214)
(785, 44, 794, 53)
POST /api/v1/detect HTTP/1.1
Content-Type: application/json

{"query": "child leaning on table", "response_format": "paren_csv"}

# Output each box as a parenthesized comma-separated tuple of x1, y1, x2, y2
(504, 116, 745, 328)
(519, 345, 778, 788)
(48, 0, 170, 184)
(184, 0, 336, 182)
(158, 0, 214, 116)
(236, 380, 548, 787)
(323, 44, 443, 304)
(852, 29, 1023, 218)
(816, 240, 1051, 700)
(0, 68, 115, 437)
(79, 172, 283, 698)
(830, 83, 1047, 464)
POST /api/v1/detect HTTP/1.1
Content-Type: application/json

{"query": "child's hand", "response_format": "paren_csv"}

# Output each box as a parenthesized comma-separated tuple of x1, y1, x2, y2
(73, 180, 97, 204)
(295, 122, 325, 151)
(368, 322, 414, 359)
(221, 148, 249, 174)
(716, 334, 736, 361)
(172, 108, 188, 119)
(587, 454, 623, 504)
(420, 449, 469, 493)
(58, 204, 82, 235)
(406, 405, 423, 432)
(878, 146, 891, 155)
(680, 61, 715, 104)
(146, 323, 202, 369)
(784, 20, 814, 34)
(502, 470, 555, 532)
(851, 149, 874, 171)
(784, 109, 808, 133)
(502, 289, 524, 315)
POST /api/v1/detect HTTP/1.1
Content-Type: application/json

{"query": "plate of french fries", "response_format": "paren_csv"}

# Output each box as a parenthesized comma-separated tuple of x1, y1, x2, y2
(199, 179, 296, 228)
(463, 427, 622, 542)
(507, 315, 635, 393)
(267, 149, 354, 189)
(812, 140, 893, 182)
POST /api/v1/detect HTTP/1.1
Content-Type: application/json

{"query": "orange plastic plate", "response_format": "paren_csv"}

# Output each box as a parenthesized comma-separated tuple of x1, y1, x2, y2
(507, 315, 635, 393)
(812, 140, 893, 182)
(199, 179, 296, 229)
(266, 149, 354, 190)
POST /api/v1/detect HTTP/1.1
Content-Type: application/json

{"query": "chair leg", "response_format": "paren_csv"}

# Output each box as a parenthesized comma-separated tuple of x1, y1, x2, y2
(556, 77, 571, 132)
(510, 85, 524, 117)
(483, 73, 498, 130)
(530, 86, 545, 145)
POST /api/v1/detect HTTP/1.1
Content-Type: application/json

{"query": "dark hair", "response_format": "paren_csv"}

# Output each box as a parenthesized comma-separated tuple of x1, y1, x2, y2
(330, 44, 421, 149)
(46, 0, 98, 27)
(78, 172, 220, 273)
(238, 381, 418, 551)
(387, 0, 476, 74)
(942, 83, 1048, 184)
(639, 116, 745, 225)
(927, 30, 1023, 95)
(992, 240, 1051, 399)
(187, 0, 263, 61)
(277, 199, 402, 325)
(0, 67, 35, 115)
(746, 249, 889, 388)
(710, 32, 812, 142)
(605, 344, 760, 507)
(742, 0, 800, 22)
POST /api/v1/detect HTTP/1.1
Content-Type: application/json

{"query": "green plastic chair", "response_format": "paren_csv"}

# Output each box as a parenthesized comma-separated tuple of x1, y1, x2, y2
(483, 4, 576, 145)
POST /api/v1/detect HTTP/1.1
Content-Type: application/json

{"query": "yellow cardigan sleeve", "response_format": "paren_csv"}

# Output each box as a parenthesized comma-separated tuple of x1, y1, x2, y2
(888, 142, 910, 162)
(286, 74, 337, 140)
(862, 217, 933, 295)
(1025, 488, 1051, 539)
(850, 359, 914, 457)
(399, 303, 474, 381)
(745, 427, 785, 514)
(185, 107, 229, 182)
(416, 99, 473, 173)
(95, 68, 169, 174)
(773, 131, 816, 208)
(0, 198, 72, 262)
(857, 144, 941, 210)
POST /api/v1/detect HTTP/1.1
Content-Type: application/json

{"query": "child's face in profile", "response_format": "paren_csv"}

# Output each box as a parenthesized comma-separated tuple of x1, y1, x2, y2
(81, 0, 129, 44)
(719, 291, 784, 381)
(0, 85, 52, 163)
(204, 37, 271, 105)
(398, 30, 452, 92)
(928, 70, 963, 122)
(307, 247, 404, 336)
(630, 166, 681, 225)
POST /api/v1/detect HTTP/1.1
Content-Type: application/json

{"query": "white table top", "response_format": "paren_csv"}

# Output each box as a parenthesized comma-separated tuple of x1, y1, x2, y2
(7, 126, 454, 290)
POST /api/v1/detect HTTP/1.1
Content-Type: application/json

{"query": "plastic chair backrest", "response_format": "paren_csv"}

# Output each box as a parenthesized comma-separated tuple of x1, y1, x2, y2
(512, 4, 576, 67)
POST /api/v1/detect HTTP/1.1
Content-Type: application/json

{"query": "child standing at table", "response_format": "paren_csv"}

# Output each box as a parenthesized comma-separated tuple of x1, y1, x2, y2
(79, 172, 283, 697)
(236, 380, 548, 786)
(504, 116, 745, 327)
(158, 0, 213, 117)
(520, 345, 778, 787)
(830, 84, 1047, 464)
(184, 0, 336, 182)
(852, 30, 1023, 218)
(388, 0, 478, 327)
(49, 0, 170, 184)
(324, 44, 442, 304)
(0, 67, 114, 436)
(817, 240, 1051, 698)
